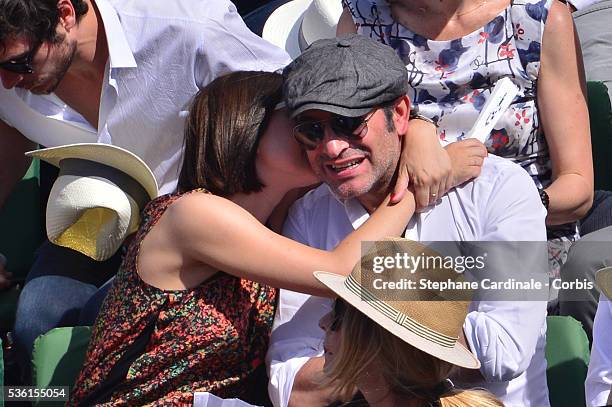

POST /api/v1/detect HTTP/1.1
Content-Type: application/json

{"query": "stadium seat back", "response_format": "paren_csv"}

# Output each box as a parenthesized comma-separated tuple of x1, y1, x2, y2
(31, 326, 91, 406)
(545, 315, 590, 407)
(588, 81, 612, 192)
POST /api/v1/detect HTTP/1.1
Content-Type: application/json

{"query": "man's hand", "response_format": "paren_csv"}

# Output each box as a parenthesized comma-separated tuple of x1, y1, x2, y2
(445, 139, 488, 187)
(392, 119, 452, 209)
(288, 357, 335, 407)
(0, 253, 11, 290)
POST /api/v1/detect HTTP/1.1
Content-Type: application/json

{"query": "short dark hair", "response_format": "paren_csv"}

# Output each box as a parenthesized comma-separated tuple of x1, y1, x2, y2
(178, 71, 283, 196)
(383, 106, 395, 132)
(0, 0, 88, 49)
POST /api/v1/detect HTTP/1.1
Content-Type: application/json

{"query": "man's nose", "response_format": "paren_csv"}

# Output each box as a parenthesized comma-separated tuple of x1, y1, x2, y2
(0, 70, 23, 89)
(319, 126, 350, 158)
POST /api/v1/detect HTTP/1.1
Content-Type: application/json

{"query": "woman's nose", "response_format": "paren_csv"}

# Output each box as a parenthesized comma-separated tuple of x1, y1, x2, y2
(319, 311, 333, 331)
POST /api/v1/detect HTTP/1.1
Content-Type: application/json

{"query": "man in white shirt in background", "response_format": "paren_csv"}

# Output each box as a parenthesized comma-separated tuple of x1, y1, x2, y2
(267, 34, 550, 407)
(0, 0, 290, 378)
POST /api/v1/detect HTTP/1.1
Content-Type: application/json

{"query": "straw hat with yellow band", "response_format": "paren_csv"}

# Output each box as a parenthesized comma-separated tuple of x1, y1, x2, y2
(26, 143, 158, 262)
(314, 237, 480, 370)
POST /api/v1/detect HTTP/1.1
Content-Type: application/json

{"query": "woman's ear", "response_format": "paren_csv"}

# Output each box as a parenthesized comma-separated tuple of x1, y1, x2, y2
(393, 95, 411, 136)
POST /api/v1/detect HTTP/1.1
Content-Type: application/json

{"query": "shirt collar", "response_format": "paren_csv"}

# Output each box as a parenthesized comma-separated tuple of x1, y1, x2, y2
(94, 0, 137, 69)
(336, 186, 431, 239)
(343, 196, 370, 230)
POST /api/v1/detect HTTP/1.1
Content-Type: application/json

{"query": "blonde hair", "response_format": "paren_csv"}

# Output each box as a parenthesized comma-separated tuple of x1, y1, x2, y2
(321, 302, 503, 407)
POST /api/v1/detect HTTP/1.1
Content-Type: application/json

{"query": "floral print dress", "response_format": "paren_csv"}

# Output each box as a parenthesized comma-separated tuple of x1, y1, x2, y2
(344, 0, 576, 276)
(69, 189, 277, 406)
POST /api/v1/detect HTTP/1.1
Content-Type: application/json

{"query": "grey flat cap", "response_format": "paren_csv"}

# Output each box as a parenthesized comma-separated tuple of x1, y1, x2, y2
(283, 33, 409, 118)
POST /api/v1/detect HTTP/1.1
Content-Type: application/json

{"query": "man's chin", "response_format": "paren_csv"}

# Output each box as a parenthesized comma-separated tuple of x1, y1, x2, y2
(26, 83, 52, 95)
(29, 87, 53, 95)
(328, 184, 363, 201)
(29, 77, 61, 95)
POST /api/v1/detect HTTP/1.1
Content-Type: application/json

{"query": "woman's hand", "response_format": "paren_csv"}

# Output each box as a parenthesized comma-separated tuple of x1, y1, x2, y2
(445, 139, 488, 187)
(392, 119, 452, 209)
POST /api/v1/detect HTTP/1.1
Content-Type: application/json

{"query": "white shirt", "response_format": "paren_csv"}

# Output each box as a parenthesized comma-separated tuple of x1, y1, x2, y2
(267, 155, 550, 407)
(0, 0, 290, 194)
(569, 0, 601, 10)
(586, 297, 612, 406)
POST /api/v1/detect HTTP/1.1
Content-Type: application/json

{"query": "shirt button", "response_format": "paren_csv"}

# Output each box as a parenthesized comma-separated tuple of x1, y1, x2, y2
(337, 39, 351, 47)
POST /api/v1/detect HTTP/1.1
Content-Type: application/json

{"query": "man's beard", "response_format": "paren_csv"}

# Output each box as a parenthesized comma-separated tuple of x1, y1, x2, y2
(30, 39, 76, 95)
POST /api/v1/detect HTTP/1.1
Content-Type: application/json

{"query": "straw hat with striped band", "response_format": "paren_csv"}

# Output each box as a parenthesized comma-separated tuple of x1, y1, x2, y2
(314, 237, 480, 369)
(26, 143, 158, 262)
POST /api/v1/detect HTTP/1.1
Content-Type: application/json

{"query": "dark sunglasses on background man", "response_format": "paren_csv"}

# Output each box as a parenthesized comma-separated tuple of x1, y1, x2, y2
(0, 41, 41, 74)
(293, 108, 378, 151)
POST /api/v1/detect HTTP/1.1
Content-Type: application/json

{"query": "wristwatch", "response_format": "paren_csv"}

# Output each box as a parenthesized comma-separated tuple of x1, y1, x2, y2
(409, 110, 438, 127)
(538, 188, 550, 210)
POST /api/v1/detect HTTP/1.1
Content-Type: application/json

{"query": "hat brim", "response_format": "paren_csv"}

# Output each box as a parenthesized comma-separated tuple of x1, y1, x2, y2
(262, 0, 311, 60)
(290, 103, 373, 119)
(314, 271, 481, 370)
(596, 266, 612, 299)
(26, 143, 158, 200)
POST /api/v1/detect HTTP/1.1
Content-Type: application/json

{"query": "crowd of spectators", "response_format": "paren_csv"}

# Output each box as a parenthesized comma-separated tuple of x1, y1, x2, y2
(0, 0, 610, 405)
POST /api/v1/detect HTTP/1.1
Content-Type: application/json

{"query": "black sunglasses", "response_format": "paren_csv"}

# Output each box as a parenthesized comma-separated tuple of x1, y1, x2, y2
(293, 109, 377, 151)
(0, 41, 41, 74)
(329, 299, 347, 331)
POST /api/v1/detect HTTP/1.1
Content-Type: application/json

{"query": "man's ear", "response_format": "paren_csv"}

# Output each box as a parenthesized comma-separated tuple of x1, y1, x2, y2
(393, 95, 411, 137)
(57, 0, 78, 32)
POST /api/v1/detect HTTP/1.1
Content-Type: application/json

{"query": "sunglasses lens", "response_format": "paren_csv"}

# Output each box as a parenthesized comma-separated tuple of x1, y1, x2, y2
(332, 116, 361, 134)
(0, 63, 32, 74)
(330, 114, 371, 139)
(0, 42, 38, 74)
(294, 122, 324, 150)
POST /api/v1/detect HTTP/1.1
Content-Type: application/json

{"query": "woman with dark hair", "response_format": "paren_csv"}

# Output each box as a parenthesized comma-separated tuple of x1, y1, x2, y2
(68, 71, 416, 406)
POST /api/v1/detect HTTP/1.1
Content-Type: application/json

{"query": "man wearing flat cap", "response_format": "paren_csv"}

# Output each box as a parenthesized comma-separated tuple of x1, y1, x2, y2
(267, 34, 550, 407)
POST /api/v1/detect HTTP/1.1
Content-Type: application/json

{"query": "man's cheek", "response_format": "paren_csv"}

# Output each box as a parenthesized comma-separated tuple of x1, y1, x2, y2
(306, 153, 324, 177)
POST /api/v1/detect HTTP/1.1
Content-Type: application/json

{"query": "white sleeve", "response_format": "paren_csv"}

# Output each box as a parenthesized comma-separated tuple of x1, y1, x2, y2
(586, 297, 612, 407)
(194, 2, 291, 87)
(568, 0, 600, 10)
(464, 300, 547, 382)
(479, 159, 547, 242)
(266, 202, 330, 407)
(464, 160, 548, 382)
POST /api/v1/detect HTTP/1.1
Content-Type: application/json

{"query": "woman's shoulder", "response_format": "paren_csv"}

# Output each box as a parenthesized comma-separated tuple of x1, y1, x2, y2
(162, 190, 259, 239)
(163, 189, 228, 221)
